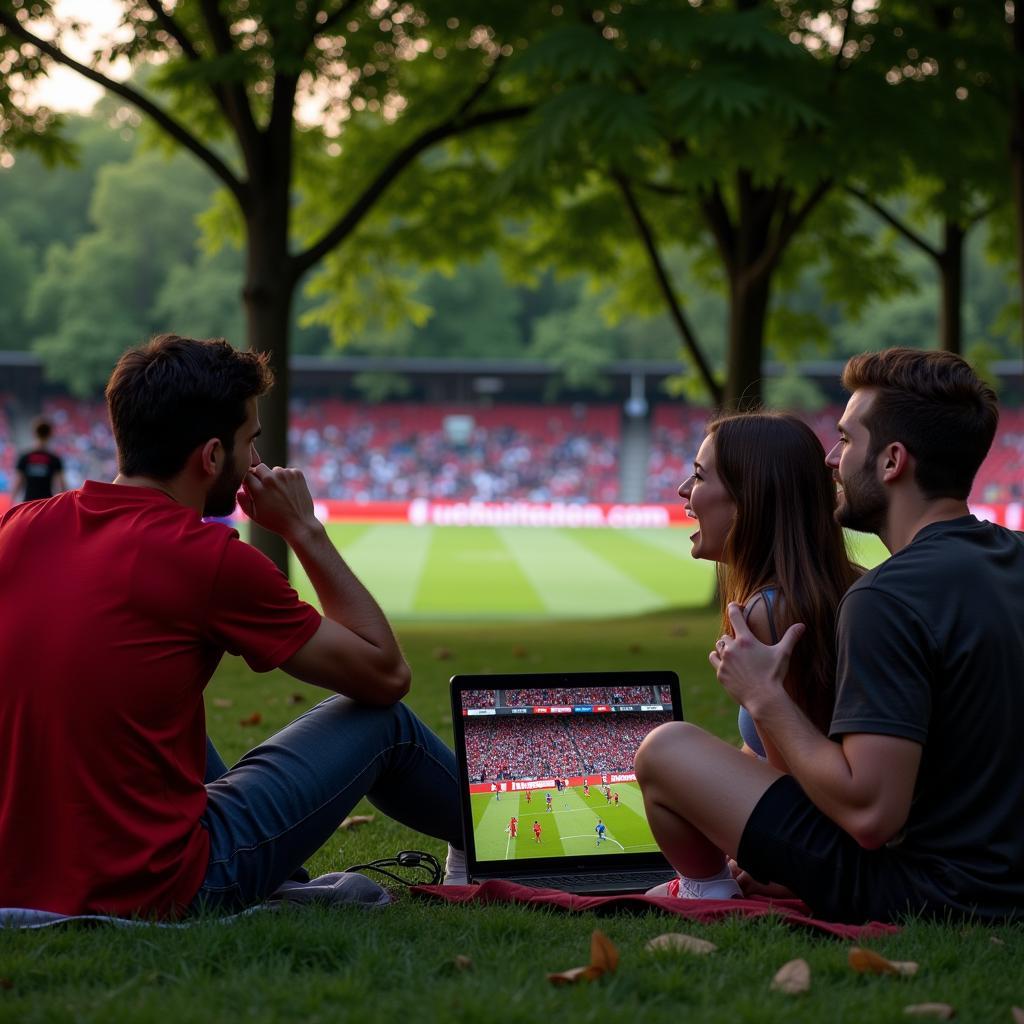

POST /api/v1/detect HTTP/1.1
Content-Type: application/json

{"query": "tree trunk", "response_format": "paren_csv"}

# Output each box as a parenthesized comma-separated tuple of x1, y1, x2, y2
(243, 202, 294, 575)
(724, 270, 772, 409)
(938, 219, 964, 355)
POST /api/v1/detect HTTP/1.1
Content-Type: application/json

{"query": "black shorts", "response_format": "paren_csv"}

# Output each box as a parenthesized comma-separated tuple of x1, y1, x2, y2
(736, 775, 954, 924)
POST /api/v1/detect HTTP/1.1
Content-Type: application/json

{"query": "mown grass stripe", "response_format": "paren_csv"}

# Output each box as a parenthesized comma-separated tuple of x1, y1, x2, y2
(497, 527, 664, 617)
(412, 527, 545, 615)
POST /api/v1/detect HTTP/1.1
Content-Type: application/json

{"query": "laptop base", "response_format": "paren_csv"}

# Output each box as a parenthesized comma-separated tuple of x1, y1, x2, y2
(471, 868, 677, 896)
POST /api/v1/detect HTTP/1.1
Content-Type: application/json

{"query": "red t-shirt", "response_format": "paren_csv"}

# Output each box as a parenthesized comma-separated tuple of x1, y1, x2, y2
(0, 482, 321, 917)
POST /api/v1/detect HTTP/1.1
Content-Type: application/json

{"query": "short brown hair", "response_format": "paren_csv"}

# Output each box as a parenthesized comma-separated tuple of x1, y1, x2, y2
(105, 335, 273, 479)
(841, 348, 998, 501)
(33, 418, 53, 442)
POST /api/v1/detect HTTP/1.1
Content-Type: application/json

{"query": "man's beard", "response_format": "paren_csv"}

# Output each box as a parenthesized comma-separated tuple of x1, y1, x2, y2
(835, 453, 887, 535)
(203, 449, 244, 518)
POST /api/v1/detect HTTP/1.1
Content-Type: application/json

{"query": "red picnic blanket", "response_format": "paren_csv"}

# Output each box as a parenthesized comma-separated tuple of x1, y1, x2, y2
(411, 880, 899, 940)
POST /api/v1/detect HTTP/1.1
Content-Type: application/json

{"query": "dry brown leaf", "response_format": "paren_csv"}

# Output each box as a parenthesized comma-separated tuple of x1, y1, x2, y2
(590, 930, 619, 973)
(0, 978, 12, 990)
(771, 958, 811, 995)
(511, 646, 528, 658)
(645, 933, 718, 955)
(548, 965, 602, 985)
(1011, 1008, 1024, 1024)
(627, 643, 643, 653)
(849, 946, 919, 977)
(238, 711, 262, 726)
(433, 647, 453, 661)
(903, 1004, 955, 1020)
(337, 814, 375, 830)
(287, 693, 305, 704)
(547, 930, 619, 986)
(452, 955, 474, 972)
(212, 698, 233, 708)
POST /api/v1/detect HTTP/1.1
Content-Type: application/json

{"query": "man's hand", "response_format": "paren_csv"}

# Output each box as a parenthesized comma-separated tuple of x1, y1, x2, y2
(709, 603, 804, 715)
(237, 464, 319, 543)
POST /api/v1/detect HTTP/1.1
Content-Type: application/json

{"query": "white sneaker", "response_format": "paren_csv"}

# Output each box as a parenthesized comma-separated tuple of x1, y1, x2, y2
(443, 844, 468, 885)
(646, 875, 741, 899)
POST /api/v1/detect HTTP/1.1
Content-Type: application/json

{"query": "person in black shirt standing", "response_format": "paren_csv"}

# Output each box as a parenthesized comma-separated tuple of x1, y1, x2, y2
(13, 418, 65, 504)
(636, 348, 1024, 922)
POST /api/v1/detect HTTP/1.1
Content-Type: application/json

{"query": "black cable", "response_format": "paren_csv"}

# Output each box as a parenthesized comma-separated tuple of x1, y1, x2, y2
(343, 849, 442, 887)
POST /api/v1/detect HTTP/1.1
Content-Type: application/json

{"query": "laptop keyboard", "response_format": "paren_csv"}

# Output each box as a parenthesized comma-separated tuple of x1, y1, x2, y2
(511, 870, 675, 891)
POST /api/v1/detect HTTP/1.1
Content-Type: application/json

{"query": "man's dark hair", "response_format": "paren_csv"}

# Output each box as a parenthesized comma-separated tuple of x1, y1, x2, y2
(841, 348, 999, 500)
(33, 418, 53, 442)
(105, 335, 273, 479)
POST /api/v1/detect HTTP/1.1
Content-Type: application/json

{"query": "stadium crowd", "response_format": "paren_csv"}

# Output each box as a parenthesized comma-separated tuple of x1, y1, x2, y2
(464, 712, 671, 780)
(4, 396, 1023, 505)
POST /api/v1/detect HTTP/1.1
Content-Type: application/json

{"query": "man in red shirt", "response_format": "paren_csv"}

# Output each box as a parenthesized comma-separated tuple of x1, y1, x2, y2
(532, 821, 542, 843)
(507, 817, 518, 839)
(0, 334, 465, 918)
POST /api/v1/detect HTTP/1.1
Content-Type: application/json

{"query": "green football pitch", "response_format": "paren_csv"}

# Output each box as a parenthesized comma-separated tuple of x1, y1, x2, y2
(287, 523, 888, 620)
(470, 782, 658, 861)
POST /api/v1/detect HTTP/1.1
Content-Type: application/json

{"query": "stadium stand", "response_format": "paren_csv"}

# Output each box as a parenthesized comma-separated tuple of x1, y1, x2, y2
(501, 686, 664, 707)
(646, 405, 1024, 504)
(9, 398, 1023, 504)
(464, 712, 672, 781)
(0, 397, 14, 495)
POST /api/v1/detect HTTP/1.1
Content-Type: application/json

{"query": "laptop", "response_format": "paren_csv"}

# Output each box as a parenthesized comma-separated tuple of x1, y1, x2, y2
(450, 670, 682, 894)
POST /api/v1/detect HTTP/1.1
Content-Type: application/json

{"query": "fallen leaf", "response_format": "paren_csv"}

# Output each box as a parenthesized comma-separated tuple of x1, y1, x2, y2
(645, 933, 717, 955)
(669, 625, 687, 637)
(452, 955, 474, 972)
(547, 929, 619, 985)
(627, 643, 643, 653)
(212, 698, 233, 709)
(511, 646, 528, 658)
(0, 979, 12, 990)
(238, 711, 262, 726)
(990, 935, 1005, 946)
(590, 929, 619, 973)
(771, 958, 811, 995)
(433, 647, 453, 661)
(1011, 1007, 1024, 1024)
(287, 693, 305, 705)
(849, 946, 919, 977)
(338, 814, 375, 830)
(903, 1004, 955, 1020)
(548, 965, 602, 985)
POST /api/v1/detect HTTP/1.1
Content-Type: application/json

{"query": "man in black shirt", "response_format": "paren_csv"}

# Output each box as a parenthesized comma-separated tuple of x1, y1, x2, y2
(636, 348, 1024, 922)
(14, 418, 65, 503)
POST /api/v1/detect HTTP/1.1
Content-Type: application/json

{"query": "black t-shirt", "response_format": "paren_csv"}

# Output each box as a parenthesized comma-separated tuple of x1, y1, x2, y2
(16, 449, 63, 501)
(831, 515, 1024, 917)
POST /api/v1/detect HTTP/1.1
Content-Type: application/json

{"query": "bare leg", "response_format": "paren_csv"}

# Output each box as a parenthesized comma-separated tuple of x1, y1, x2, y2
(635, 722, 783, 877)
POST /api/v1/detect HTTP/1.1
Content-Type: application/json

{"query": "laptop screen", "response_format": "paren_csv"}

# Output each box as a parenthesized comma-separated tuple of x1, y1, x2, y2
(451, 672, 681, 871)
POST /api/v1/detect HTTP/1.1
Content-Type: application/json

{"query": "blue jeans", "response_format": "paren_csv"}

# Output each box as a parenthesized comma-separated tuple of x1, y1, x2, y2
(191, 695, 462, 912)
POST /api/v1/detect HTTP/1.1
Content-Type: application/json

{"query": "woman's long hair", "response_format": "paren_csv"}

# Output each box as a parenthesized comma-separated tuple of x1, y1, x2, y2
(709, 412, 860, 733)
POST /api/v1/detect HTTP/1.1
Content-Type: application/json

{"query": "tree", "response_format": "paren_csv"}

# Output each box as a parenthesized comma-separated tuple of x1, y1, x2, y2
(482, 0, 894, 408)
(0, 0, 538, 569)
(845, 1, 1009, 355)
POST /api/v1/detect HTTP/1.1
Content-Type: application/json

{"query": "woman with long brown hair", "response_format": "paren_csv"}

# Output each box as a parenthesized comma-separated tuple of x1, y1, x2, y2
(645, 410, 860, 898)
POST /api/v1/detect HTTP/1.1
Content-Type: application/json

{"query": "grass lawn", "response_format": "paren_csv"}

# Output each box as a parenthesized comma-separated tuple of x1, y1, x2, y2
(2, 605, 1021, 1023)
(288, 524, 890, 621)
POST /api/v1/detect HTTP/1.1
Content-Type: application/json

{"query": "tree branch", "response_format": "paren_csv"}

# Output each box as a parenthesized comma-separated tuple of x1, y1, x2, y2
(291, 103, 531, 280)
(196, 0, 261, 159)
(637, 180, 688, 199)
(0, 10, 246, 206)
(615, 173, 723, 406)
(845, 185, 941, 261)
(699, 183, 737, 272)
(144, 0, 200, 60)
